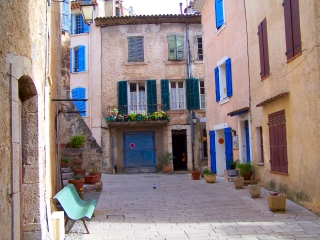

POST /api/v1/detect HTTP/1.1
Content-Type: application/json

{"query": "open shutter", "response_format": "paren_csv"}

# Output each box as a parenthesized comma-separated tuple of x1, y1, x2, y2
(291, 0, 301, 57)
(186, 78, 200, 110)
(84, 23, 90, 33)
(62, 0, 69, 32)
(209, 130, 217, 174)
(161, 79, 170, 110)
(118, 81, 128, 115)
(167, 35, 177, 60)
(226, 58, 232, 97)
(69, 48, 72, 73)
(147, 80, 157, 114)
(78, 45, 85, 72)
(215, 0, 224, 28)
(70, 14, 73, 34)
(72, 87, 86, 116)
(283, 0, 294, 60)
(258, 21, 265, 79)
(176, 35, 184, 60)
(214, 67, 220, 102)
(262, 19, 270, 77)
(224, 127, 233, 170)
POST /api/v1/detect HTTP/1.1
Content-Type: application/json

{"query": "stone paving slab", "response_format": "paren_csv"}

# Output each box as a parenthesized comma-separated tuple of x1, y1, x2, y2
(64, 173, 320, 240)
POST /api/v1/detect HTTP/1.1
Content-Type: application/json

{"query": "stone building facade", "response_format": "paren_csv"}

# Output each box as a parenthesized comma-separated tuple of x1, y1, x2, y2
(95, 15, 206, 173)
(1, 0, 61, 239)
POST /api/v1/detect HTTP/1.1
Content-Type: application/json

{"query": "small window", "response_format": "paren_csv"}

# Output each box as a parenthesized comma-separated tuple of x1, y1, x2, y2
(62, 0, 70, 32)
(171, 81, 185, 110)
(70, 46, 86, 72)
(283, 0, 301, 61)
(200, 80, 205, 109)
(71, 87, 86, 117)
(215, 0, 225, 29)
(214, 58, 232, 102)
(197, 36, 203, 61)
(128, 36, 144, 62)
(72, 14, 89, 34)
(115, 7, 120, 16)
(167, 35, 184, 60)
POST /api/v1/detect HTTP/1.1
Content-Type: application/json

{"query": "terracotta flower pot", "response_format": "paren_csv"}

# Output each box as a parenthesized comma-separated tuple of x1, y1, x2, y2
(74, 169, 86, 178)
(191, 171, 200, 180)
(162, 165, 171, 173)
(68, 179, 84, 192)
(90, 171, 101, 181)
(85, 175, 98, 184)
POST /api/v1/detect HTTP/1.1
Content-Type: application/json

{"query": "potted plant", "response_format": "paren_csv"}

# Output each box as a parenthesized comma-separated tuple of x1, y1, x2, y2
(90, 167, 102, 181)
(227, 159, 239, 176)
(236, 162, 253, 180)
(74, 169, 86, 178)
(85, 174, 98, 184)
(203, 169, 216, 183)
(234, 176, 244, 189)
(68, 173, 84, 192)
(71, 135, 85, 148)
(60, 158, 69, 168)
(158, 151, 175, 173)
(191, 170, 201, 180)
(268, 192, 287, 211)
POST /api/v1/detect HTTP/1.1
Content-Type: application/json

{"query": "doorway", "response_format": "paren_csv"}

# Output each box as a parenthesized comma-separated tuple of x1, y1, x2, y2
(172, 130, 187, 171)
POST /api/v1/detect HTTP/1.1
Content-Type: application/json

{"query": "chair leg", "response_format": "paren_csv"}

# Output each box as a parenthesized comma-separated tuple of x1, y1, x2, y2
(81, 218, 90, 234)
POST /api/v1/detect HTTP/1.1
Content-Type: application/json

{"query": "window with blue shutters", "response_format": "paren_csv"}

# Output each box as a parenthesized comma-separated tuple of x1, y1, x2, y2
(128, 37, 144, 62)
(161, 79, 170, 111)
(186, 78, 200, 110)
(215, 0, 224, 29)
(147, 80, 157, 114)
(168, 35, 185, 60)
(71, 45, 86, 72)
(70, 14, 89, 35)
(170, 81, 185, 110)
(71, 87, 86, 116)
(214, 57, 232, 102)
(62, 0, 70, 32)
(117, 81, 128, 115)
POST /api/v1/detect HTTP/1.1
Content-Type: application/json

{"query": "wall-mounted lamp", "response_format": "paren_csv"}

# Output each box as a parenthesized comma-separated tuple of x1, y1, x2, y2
(192, 112, 197, 124)
(231, 129, 237, 136)
(80, 1, 95, 25)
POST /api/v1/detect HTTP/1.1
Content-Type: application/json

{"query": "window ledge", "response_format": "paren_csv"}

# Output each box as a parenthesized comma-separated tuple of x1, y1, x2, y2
(164, 60, 186, 65)
(270, 170, 289, 176)
(257, 163, 264, 166)
(124, 61, 148, 66)
(71, 71, 87, 74)
(71, 32, 89, 37)
(167, 109, 188, 114)
(194, 60, 204, 64)
(286, 52, 302, 63)
(219, 97, 229, 105)
(216, 24, 226, 35)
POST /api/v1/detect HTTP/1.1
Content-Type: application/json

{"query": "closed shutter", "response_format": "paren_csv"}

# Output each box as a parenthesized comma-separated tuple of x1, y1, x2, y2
(167, 35, 177, 60)
(72, 87, 86, 116)
(224, 127, 233, 169)
(258, 18, 270, 79)
(283, 0, 294, 60)
(215, 0, 224, 28)
(225, 58, 232, 97)
(78, 45, 85, 72)
(268, 110, 288, 173)
(62, 0, 69, 32)
(146, 80, 157, 114)
(128, 37, 144, 62)
(214, 67, 220, 102)
(209, 130, 217, 174)
(176, 35, 184, 60)
(69, 48, 72, 72)
(291, 0, 301, 57)
(84, 23, 90, 33)
(70, 14, 73, 34)
(161, 79, 170, 110)
(118, 81, 128, 115)
(186, 78, 200, 110)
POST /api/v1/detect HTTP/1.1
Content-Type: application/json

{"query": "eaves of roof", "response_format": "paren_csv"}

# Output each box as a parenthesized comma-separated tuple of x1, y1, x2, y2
(227, 107, 250, 117)
(95, 14, 201, 27)
(256, 92, 289, 107)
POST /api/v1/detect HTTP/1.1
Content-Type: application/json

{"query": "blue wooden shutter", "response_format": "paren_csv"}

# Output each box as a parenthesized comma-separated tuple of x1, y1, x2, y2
(214, 67, 220, 102)
(226, 58, 232, 97)
(62, 0, 69, 32)
(224, 127, 233, 169)
(209, 130, 217, 174)
(147, 80, 157, 114)
(72, 87, 86, 116)
(176, 35, 184, 60)
(161, 79, 170, 110)
(136, 37, 144, 61)
(215, 0, 224, 28)
(167, 35, 176, 60)
(186, 78, 200, 110)
(118, 81, 128, 115)
(84, 23, 90, 33)
(78, 45, 85, 72)
(69, 48, 72, 72)
(128, 37, 144, 62)
(70, 14, 73, 34)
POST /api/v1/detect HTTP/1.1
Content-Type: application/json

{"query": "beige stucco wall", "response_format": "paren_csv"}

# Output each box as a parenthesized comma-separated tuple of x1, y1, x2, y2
(201, 0, 250, 174)
(99, 21, 205, 172)
(246, 0, 320, 214)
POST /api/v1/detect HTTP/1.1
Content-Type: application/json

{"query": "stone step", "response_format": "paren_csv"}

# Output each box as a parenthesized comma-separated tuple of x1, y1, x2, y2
(62, 172, 74, 180)
(60, 167, 72, 173)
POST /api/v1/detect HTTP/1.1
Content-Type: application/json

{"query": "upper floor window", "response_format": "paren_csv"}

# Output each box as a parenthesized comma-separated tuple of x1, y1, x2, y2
(283, 0, 301, 61)
(167, 35, 184, 60)
(214, 58, 232, 102)
(129, 82, 146, 114)
(62, 0, 70, 32)
(71, 87, 86, 117)
(171, 82, 185, 110)
(258, 18, 270, 80)
(70, 45, 86, 72)
(197, 36, 203, 61)
(200, 80, 205, 109)
(115, 7, 120, 16)
(70, 14, 89, 35)
(128, 36, 144, 62)
(215, 0, 225, 29)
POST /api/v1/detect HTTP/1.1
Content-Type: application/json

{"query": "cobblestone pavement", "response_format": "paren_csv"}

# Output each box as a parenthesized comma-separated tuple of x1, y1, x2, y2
(65, 173, 320, 240)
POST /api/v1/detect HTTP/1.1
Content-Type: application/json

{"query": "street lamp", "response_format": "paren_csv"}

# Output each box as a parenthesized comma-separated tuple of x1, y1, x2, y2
(190, 110, 197, 171)
(80, 1, 95, 25)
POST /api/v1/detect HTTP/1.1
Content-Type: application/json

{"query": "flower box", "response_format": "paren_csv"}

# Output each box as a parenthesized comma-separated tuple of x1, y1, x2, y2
(268, 193, 286, 212)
